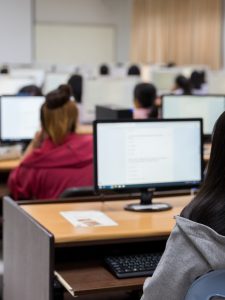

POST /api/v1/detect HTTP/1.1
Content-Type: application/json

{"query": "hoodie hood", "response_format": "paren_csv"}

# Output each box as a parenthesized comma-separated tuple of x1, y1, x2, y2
(175, 216, 225, 269)
(141, 216, 225, 300)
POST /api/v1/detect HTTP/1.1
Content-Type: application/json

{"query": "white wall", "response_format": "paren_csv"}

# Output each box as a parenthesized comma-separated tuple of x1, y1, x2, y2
(0, 0, 33, 64)
(35, 0, 133, 63)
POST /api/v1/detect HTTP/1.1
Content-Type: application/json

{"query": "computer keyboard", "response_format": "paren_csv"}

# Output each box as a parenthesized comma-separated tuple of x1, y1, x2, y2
(105, 252, 162, 279)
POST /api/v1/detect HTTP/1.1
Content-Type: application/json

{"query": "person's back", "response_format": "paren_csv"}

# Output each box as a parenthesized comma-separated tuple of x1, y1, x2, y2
(8, 134, 93, 200)
(141, 111, 225, 299)
(8, 84, 93, 200)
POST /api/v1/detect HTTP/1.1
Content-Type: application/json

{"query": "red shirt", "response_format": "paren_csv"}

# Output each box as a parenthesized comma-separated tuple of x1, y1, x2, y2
(8, 133, 93, 200)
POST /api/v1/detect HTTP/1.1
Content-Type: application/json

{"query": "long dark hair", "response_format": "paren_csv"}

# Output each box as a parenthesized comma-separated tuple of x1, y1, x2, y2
(175, 75, 191, 95)
(190, 71, 202, 90)
(181, 111, 225, 235)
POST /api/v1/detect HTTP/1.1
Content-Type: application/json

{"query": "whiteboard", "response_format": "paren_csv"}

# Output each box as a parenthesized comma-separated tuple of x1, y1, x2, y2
(35, 23, 116, 65)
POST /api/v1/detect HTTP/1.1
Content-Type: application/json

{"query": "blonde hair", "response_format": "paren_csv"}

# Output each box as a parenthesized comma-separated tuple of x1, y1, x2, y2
(41, 85, 78, 144)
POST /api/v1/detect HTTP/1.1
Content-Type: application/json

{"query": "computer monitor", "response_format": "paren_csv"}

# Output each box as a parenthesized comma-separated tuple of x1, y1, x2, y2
(0, 95, 45, 142)
(0, 77, 35, 95)
(82, 77, 139, 123)
(94, 119, 203, 212)
(151, 69, 180, 92)
(162, 95, 225, 137)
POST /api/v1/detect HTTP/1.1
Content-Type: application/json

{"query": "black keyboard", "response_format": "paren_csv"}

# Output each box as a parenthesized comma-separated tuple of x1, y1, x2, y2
(105, 252, 162, 279)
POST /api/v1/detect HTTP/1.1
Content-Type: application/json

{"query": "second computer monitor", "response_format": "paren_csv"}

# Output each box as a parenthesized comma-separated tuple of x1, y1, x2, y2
(162, 95, 225, 136)
(94, 119, 203, 211)
(0, 95, 45, 142)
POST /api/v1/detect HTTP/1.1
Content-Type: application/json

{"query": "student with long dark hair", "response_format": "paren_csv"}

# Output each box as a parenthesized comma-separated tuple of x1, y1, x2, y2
(190, 70, 208, 95)
(172, 74, 192, 95)
(141, 112, 225, 300)
(68, 74, 83, 103)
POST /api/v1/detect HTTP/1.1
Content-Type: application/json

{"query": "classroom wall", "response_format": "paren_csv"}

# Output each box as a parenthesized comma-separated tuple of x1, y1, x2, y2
(35, 0, 133, 63)
(1, 0, 225, 67)
(0, 0, 33, 64)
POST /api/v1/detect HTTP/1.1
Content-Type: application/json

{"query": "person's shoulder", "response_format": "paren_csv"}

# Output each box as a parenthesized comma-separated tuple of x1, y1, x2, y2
(70, 133, 93, 142)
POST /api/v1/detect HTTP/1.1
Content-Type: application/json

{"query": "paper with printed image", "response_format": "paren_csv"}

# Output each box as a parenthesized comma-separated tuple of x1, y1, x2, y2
(60, 210, 118, 228)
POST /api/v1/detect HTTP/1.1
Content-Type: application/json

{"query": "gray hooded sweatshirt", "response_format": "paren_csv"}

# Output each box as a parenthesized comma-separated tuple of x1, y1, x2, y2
(141, 216, 225, 300)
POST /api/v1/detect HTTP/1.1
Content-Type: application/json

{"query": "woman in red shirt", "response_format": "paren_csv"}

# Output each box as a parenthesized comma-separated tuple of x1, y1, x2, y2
(8, 85, 93, 200)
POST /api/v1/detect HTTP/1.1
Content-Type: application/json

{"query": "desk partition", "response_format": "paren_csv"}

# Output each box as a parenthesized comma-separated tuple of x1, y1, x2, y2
(4, 197, 54, 300)
(4, 195, 191, 299)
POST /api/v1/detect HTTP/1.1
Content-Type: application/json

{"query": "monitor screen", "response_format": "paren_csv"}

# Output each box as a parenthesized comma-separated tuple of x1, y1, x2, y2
(0, 77, 35, 95)
(162, 95, 225, 135)
(94, 120, 203, 192)
(0, 96, 45, 141)
(82, 77, 139, 123)
(151, 69, 180, 91)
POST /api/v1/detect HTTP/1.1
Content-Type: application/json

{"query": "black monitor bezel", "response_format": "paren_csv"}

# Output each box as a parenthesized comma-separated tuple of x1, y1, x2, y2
(94, 118, 204, 194)
(161, 94, 225, 139)
(0, 95, 45, 143)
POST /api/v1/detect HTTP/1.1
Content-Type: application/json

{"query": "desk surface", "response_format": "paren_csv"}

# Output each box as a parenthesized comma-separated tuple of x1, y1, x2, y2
(0, 159, 20, 172)
(21, 195, 192, 245)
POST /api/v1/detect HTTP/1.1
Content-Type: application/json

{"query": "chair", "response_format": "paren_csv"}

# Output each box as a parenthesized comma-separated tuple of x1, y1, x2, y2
(59, 186, 94, 198)
(184, 270, 225, 300)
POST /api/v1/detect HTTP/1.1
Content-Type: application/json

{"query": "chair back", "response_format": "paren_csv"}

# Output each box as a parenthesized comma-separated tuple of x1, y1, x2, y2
(184, 270, 225, 300)
(59, 186, 94, 198)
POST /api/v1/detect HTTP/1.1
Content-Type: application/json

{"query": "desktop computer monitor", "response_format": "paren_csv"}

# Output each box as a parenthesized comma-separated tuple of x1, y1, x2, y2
(162, 95, 225, 137)
(0, 95, 45, 142)
(94, 119, 203, 212)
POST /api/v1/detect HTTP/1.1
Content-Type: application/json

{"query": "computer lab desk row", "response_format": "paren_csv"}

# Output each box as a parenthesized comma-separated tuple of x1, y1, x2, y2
(3, 194, 192, 300)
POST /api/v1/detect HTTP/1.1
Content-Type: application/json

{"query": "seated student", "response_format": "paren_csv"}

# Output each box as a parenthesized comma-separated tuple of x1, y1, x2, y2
(99, 64, 110, 76)
(190, 70, 208, 95)
(8, 85, 93, 200)
(127, 64, 141, 76)
(141, 111, 225, 300)
(133, 83, 158, 119)
(67, 74, 83, 103)
(172, 74, 192, 95)
(18, 84, 43, 96)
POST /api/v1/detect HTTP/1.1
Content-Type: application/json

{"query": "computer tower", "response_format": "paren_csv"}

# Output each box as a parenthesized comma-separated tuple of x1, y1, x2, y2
(96, 105, 133, 120)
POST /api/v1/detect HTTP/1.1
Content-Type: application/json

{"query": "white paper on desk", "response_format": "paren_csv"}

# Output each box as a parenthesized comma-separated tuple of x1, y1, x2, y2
(60, 210, 118, 228)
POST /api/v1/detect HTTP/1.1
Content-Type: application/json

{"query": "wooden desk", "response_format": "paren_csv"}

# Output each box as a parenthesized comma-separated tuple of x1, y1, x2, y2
(22, 196, 190, 245)
(0, 158, 20, 172)
(4, 195, 192, 300)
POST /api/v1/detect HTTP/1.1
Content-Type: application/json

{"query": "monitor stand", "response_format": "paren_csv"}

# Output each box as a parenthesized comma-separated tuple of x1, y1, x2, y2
(124, 189, 172, 212)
